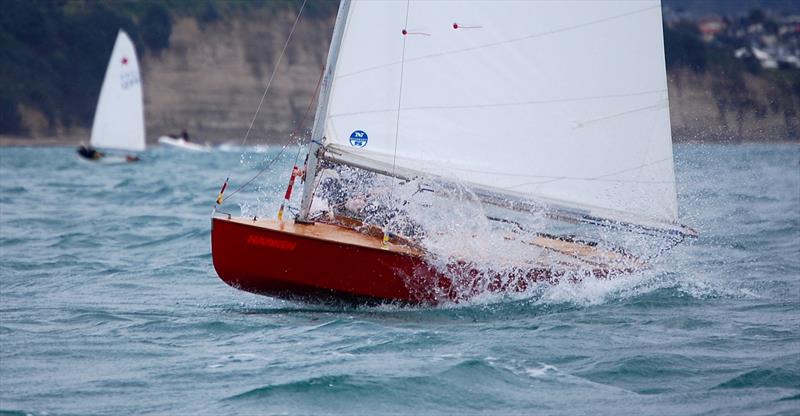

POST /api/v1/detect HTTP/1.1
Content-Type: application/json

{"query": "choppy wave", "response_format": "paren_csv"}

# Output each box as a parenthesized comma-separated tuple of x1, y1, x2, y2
(0, 144, 798, 414)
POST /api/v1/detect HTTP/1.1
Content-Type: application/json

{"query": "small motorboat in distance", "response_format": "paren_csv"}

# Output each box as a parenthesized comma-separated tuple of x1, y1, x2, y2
(159, 130, 211, 152)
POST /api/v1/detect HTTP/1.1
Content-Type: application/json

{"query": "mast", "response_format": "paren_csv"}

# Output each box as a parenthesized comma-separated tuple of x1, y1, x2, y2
(297, 0, 351, 222)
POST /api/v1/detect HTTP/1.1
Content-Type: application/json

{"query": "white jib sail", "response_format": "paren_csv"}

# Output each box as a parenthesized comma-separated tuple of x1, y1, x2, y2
(318, 0, 680, 232)
(90, 30, 145, 152)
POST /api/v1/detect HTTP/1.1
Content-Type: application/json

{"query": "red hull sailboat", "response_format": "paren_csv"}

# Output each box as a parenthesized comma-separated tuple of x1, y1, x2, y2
(211, 215, 645, 304)
(212, 216, 442, 303)
(210, 0, 695, 305)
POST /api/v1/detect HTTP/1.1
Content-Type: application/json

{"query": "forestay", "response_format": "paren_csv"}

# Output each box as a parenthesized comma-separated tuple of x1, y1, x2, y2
(90, 30, 145, 152)
(315, 0, 684, 234)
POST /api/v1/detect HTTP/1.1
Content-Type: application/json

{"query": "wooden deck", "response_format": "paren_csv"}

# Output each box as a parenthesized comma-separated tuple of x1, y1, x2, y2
(221, 216, 643, 271)
(224, 217, 424, 256)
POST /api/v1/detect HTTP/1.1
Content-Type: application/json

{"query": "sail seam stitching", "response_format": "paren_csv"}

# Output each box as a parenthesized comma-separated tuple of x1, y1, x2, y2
(238, 0, 307, 147)
(327, 89, 667, 118)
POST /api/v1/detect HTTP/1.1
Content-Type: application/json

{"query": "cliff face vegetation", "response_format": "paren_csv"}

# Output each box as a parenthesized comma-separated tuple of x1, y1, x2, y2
(1, 1, 798, 143)
(0, 0, 336, 142)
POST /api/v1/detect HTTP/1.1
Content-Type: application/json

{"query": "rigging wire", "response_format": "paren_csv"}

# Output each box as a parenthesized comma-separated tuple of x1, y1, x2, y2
(289, 66, 327, 170)
(239, 0, 307, 148)
(381, 0, 412, 245)
(390, 1, 411, 183)
(277, 66, 327, 220)
(222, 66, 325, 204)
(216, 0, 308, 204)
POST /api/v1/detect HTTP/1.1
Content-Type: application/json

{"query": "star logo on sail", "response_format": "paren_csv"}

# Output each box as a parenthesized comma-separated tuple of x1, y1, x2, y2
(121, 57, 129, 65)
(349, 130, 368, 148)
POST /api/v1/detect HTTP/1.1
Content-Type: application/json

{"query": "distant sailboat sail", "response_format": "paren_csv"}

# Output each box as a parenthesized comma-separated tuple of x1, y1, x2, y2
(90, 30, 145, 152)
(302, 0, 689, 236)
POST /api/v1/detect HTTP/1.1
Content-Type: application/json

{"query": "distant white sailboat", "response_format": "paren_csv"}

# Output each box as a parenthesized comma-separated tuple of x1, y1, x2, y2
(78, 30, 145, 162)
(211, 0, 696, 304)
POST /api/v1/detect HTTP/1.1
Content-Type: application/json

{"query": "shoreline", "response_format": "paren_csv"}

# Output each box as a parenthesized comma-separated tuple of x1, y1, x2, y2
(1, 136, 82, 147)
(2, 135, 798, 148)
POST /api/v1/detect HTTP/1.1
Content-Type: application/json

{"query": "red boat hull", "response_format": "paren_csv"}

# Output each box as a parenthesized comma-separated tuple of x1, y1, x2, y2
(211, 216, 637, 304)
(212, 216, 453, 303)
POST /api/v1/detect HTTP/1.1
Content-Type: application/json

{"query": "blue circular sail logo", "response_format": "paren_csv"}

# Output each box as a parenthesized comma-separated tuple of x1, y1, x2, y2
(349, 130, 368, 148)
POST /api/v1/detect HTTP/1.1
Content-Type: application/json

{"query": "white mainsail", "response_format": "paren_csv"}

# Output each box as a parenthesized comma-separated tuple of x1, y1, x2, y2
(304, 0, 687, 235)
(90, 30, 145, 152)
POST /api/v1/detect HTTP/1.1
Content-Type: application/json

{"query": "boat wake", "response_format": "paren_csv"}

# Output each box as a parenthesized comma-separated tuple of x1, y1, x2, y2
(233, 165, 728, 309)
(217, 142, 270, 153)
(451, 262, 760, 310)
(75, 154, 131, 165)
(381, 179, 649, 305)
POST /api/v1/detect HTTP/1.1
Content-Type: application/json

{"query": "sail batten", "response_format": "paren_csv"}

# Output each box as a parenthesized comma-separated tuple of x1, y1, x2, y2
(90, 30, 145, 152)
(314, 0, 681, 233)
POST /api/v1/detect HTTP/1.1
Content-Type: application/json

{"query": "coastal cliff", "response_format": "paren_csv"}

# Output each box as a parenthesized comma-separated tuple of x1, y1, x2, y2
(669, 68, 798, 141)
(139, 10, 334, 143)
(144, 13, 800, 143)
(2, 3, 798, 143)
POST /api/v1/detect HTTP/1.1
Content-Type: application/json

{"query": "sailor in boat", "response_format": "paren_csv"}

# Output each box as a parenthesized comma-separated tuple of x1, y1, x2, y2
(77, 142, 104, 160)
(77, 142, 140, 162)
(315, 163, 425, 239)
(165, 129, 191, 142)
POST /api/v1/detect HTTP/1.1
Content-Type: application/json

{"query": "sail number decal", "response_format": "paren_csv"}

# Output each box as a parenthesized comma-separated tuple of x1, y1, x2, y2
(349, 130, 368, 148)
(120, 71, 140, 90)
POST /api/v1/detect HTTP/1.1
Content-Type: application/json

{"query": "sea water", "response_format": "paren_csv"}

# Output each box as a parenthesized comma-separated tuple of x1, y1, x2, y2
(0, 144, 798, 415)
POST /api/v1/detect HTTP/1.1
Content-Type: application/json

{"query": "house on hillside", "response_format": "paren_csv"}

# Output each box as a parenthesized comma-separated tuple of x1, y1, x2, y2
(698, 17, 726, 42)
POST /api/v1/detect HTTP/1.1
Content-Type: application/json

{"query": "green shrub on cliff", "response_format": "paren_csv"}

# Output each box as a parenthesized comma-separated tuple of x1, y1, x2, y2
(141, 3, 172, 52)
(0, 0, 336, 136)
(0, 0, 143, 134)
